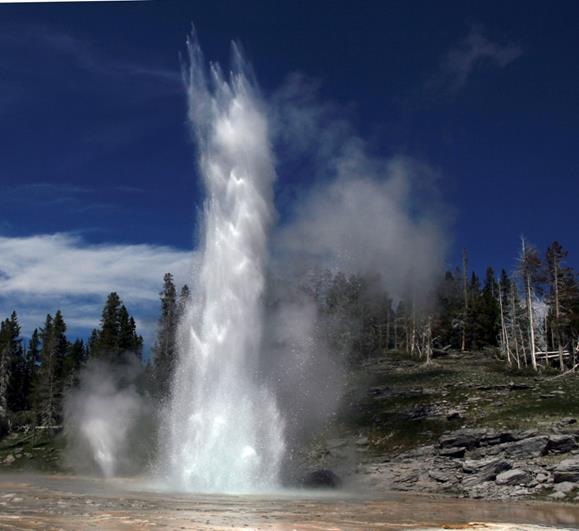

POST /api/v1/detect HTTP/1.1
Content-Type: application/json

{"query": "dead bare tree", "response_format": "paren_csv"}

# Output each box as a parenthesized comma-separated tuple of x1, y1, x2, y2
(519, 237, 543, 371)
(498, 282, 511, 367)
(461, 248, 468, 352)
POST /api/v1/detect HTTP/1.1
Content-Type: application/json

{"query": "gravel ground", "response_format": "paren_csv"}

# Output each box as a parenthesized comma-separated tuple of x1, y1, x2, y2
(0, 473, 578, 530)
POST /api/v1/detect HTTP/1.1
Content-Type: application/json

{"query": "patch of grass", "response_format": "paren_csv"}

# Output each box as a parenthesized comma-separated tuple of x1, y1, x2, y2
(327, 350, 579, 459)
(0, 431, 69, 473)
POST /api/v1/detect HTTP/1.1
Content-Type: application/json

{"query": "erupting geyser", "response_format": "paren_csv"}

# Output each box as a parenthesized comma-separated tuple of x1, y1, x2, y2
(160, 33, 284, 492)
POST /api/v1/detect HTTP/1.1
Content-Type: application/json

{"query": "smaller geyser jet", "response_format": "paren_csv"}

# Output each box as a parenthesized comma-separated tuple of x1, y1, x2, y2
(159, 31, 284, 492)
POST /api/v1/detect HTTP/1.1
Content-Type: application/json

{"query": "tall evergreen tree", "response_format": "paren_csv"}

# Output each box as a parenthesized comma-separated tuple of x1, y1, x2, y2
(118, 306, 143, 358)
(478, 267, 500, 347)
(89, 293, 143, 363)
(545, 241, 577, 369)
(465, 272, 482, 348)
(152, 273, 178, 397)
(24, 329, 41, 410)
(36, 311, 67, 427)
(177, 284, 191, 319)
(63, 339, 87, 389)
(435, 271, 463, 349)
(95, 292, 122, 356)
(0, 312, 24, 429)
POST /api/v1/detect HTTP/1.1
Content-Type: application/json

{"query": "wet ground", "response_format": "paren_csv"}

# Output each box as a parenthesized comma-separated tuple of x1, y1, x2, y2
(0, 474, 578, 530)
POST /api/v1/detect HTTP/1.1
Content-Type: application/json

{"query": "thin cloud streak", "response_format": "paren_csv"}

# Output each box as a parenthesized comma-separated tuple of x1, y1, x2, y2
(0, 24, 180, 85)
(0, 182, 143, 215)
(435, 26, 523, 93)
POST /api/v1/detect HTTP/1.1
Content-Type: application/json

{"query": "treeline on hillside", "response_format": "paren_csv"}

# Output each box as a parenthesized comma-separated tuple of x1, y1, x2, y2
(0, 273, 189, 435)
(0, 240, 577, 437)
(285, 239, 579, 371)
(435, 240, 579, 371)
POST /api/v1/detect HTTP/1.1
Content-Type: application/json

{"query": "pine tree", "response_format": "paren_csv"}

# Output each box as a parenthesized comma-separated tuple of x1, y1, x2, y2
(546, 241, 573, 370)
(63, 339, 87, 389)
(435, 271, 462, 349)
(24, 329, 41, 410)
(95, 292, 122, 357)
(6, 312, 26, 413)
(478, 267, 500, 347)
(87, 329, 99, 357)
(177, 284, 191, 320)
(89, 293, 143, 364)
(0, 312, 24, 430)
(152, 273, 178, 398)
(118, 306, 143, 358)
(565, 275, 579, 364)
(36, 311, 67, 428)
(465, 272, 482, 349)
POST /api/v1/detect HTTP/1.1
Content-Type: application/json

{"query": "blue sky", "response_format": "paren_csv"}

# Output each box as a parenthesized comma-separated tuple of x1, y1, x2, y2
(0, 0, 577, 343)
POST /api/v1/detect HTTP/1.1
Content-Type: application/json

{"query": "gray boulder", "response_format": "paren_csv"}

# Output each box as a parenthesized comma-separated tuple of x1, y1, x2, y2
(462, 457, 511, 481)
(480, 431, 517, 446)
(536, 472, 550, 483)
(490, 436, 549, 458)
(554, 458, 579, 483)
(462, 474, 490, 488)
(547, 434, 578, 454)
(355, 436, 369, 446)
(429, 469, 458, 483)
(439, 429, 486, 450)
(553, 481, 577, 493)
(440, 446, 466, 458)
(496, 469, 531, 486)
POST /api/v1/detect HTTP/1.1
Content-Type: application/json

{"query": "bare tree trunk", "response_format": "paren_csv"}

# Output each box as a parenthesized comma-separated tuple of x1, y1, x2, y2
(525, 274, 537, 370)
(461, 248, 468, 352)
(424, 316, 433, 365)
(385, 306, 391, 352)
(509, 285, 521, 369)
(522, 238, 538, 371)
(410, 300, 417, 357)
(498, 284, 511, 367)
(552, 256, 564, 371)
(405, 316, 411, 355)
(518, 324, 528, 367)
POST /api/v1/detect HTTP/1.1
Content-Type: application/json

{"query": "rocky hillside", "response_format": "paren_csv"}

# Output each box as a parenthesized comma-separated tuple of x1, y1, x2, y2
(306, 351, 579, 502)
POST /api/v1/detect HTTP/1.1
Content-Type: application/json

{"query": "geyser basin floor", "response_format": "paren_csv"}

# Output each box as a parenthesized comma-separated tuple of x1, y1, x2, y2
(0, 474, 577, 530)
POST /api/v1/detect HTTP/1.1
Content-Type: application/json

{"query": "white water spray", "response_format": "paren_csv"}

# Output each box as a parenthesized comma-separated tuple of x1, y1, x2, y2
(160, 33, 284, 492)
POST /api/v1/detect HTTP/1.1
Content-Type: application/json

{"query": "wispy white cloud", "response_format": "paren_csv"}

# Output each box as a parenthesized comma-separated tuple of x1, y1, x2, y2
(0, 233, 195, 339)
(0, 24, 181, 86)
(0, 182, 144, 215)
(435, 26, 523, 92)
(1, 182, 94, 196)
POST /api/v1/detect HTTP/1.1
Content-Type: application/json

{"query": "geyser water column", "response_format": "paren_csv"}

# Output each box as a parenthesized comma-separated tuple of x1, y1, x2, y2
(161, 33, 284, 492)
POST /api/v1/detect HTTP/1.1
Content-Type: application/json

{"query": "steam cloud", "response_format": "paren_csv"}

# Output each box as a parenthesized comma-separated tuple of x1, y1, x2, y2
(64, 36, 450, 487)
(271, 74, 449, 305)
(277, 154, 448, 304)
(260, 73, 450, 470)
(64, 359, 152, 477)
